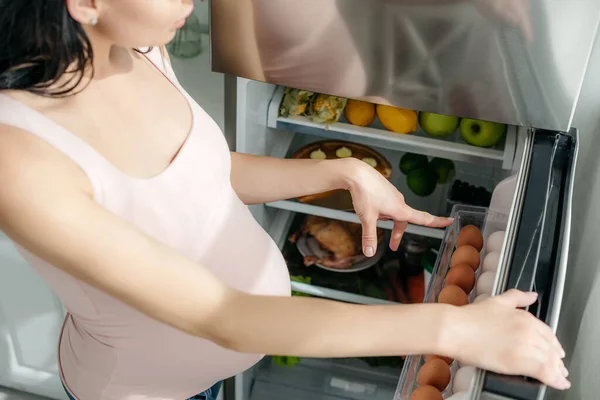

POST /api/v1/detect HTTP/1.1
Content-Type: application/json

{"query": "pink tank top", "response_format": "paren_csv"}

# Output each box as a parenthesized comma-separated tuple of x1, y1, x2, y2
(0, 48, 291, 399)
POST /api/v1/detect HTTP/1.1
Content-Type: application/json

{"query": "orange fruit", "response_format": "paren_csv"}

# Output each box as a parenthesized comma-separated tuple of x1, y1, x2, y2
(376, 105, 418, 134)
(344, 99, 376, 127)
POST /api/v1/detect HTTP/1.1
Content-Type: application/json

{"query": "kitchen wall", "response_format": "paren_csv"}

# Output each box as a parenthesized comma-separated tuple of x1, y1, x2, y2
(169, 0, 226, 134)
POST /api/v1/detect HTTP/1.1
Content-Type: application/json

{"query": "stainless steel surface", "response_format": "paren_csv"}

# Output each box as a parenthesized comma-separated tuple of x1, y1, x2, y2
(211, 0, 600, 131)
(223, 74, 238, 150)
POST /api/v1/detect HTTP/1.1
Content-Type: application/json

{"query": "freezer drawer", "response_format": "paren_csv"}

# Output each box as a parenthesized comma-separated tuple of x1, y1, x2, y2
(394, 128, 578, 400)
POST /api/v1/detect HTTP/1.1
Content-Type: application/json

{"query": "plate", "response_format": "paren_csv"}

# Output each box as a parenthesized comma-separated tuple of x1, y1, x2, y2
(290, 140, 392, 210)
(296, 234, 385, 273)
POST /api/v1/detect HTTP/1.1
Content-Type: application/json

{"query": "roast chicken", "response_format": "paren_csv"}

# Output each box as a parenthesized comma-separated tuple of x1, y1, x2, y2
(289, 215, 383, 269)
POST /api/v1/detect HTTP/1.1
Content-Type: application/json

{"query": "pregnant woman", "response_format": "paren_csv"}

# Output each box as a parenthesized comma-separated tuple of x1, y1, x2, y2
(0, 1, 568, 399)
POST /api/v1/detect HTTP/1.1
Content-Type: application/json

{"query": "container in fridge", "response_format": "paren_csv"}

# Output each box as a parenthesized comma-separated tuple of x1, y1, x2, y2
(394, 205, 509, 400)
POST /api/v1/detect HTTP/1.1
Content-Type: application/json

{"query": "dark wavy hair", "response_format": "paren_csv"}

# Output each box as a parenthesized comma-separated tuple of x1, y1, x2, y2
(0, 0, 149, 97)
(0, 0, 96, 96)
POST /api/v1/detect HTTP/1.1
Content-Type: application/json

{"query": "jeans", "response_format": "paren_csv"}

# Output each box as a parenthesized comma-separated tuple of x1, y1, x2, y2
(62, 381, 222, 400)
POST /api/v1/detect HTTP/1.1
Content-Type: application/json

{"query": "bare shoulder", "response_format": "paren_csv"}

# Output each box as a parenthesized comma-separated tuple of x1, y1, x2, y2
(0, 123, 93, 228)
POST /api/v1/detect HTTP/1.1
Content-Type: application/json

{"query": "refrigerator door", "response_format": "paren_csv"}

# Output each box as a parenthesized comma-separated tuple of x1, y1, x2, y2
(211, 0, 600, 131)
(470, 129, 578, 400)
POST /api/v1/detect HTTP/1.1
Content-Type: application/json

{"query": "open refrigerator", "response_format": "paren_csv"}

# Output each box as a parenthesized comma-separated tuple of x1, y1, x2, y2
(210, 1, 596, 399)
(223, 76, 576, 400)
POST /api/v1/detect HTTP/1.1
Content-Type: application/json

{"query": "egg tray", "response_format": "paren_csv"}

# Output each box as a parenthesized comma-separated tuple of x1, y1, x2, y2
(394, 204, 508, 400)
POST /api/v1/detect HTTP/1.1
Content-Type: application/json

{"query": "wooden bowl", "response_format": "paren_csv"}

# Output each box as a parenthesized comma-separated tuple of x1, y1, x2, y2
(290, 140, 392, 210)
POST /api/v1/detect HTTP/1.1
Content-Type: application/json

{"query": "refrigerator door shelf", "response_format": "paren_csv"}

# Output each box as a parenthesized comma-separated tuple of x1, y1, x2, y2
(471, 129, 578, 400)
(267, 86, 519, 170)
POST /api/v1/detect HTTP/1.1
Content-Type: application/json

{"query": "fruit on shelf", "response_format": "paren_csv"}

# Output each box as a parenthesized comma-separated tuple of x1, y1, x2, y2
(459, 118, 506, 147)
(376, 104, 418, 134)
(419, 112, 460, 137)
(273, 355, 301, 367)
(406, 167, 438, 197)
(309, 148, 327, 160)
(399, 152, 429, 175)
(429, 157, 455, 184)
(279, 87, 315, 117)
(309, 93, 348, 124)
(344, 99, 376, 127)
(335, 146, 353, 158)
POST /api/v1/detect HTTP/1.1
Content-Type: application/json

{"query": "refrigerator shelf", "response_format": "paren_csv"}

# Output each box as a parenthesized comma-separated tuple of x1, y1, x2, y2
(249, 357, 401, 400)
(276, 212, 440, 307)
(266, 200, 445, 240)
(267, 86, 518, 170)
(289, 281, 396, 305)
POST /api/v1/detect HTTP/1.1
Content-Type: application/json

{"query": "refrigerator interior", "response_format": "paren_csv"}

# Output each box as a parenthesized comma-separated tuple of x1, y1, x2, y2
(232, 78, 531, 400)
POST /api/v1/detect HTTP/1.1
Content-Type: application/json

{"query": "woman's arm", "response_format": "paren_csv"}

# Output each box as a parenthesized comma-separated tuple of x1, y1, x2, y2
(0, 127, 568, 389)
(0, 126, 445, 357)
(230, 152, 352, 205)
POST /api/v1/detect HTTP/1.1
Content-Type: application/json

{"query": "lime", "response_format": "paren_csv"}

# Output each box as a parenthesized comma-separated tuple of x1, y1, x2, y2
(407, 167, 438, 197)
(429, 158, 456, 184)
(399, 153, 429, 175)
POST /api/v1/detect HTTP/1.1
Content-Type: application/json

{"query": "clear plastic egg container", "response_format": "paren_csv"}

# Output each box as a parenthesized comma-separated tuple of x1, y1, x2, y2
(394, 204, 508, 400)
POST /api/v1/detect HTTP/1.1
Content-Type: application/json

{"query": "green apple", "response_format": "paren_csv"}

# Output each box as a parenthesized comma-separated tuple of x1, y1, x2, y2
(419, 112, 460, 137)
(460, 118, 506, 147)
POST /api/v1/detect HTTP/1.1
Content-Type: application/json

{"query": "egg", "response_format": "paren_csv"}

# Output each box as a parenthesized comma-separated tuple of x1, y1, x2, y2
(447, 391, 467, 400)
(445, 264, 476, 293)
(486, 231, 506, 253)
(438, 285, 469, 306)
(453, 366, 476, 393)
(417, 358, 452, 391)
(476, 271, 496, 295)
(451, 245, 480, 271)
(447, 392, 467, 400)
(456, 225, 484, 251)
(410, 385, 443, 400)
(424, 354, 454, 365)
(474, 293, 491, 303)
(482, 251, 500, 272)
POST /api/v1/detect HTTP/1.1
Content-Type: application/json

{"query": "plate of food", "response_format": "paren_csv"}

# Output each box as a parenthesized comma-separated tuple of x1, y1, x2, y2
(290, 140, 392, 211)
(288, 215, 385, 273)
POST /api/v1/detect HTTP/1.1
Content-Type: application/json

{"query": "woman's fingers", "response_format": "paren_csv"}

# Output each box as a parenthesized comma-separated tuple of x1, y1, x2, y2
(359, 214, 379, 257)
(526, 345, 570, 389)
(389, 221, 407, 251)
(534, 318, 566, 358)
(404, 207, 453, 228)
(496, 289, 538, 308)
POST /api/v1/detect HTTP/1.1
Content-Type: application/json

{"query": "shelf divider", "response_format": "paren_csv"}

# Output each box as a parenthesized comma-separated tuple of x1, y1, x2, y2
(266, 200, 445, 240)
(291, 281, 397, 305)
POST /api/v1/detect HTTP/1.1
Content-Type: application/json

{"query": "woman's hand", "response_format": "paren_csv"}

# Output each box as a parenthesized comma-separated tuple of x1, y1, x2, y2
(443, 289, 570, 390)
(345, 159, 452, 257)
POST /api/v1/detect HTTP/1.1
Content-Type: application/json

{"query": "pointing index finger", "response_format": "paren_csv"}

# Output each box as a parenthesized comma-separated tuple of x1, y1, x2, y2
(406, 208, 453, 228)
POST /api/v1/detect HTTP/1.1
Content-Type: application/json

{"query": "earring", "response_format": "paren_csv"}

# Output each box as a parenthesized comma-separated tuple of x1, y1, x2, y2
(89, 16, 98, 26)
